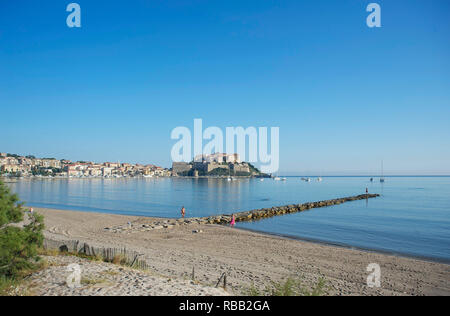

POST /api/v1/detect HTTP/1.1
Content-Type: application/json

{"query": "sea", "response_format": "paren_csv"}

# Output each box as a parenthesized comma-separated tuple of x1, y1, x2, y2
(6, 176, 450, 262)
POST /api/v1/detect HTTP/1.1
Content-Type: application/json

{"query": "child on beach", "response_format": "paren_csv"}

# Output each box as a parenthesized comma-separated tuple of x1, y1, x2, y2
(181, 206, 186, 218)
(230, 214, 236, 227)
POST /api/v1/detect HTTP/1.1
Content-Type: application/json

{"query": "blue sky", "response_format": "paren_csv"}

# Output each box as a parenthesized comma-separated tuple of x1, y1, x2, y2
(1, 0, 449, 175)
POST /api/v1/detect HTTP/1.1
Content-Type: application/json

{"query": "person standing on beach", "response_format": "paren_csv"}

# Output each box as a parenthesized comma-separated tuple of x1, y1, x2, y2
(181, 206, 186, 218)
(366, 188, 369, 194)
(230, 214, 236, 227)
(30, 207, 34, 214)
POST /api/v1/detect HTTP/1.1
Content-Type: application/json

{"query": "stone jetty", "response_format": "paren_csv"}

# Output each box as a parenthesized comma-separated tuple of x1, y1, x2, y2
(106, 194, 380, 234)
(204, 193, 380, 225)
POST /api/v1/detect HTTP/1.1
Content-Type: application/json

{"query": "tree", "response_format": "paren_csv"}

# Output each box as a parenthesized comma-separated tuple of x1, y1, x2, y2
(0, 180, 44, 278)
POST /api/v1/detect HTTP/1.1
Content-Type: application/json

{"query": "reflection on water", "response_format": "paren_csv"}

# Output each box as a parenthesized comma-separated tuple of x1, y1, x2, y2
(7, 177, 450, 262)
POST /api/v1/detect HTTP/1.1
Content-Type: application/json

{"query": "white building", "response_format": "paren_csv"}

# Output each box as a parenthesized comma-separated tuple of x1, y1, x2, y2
(194, 153, 241, 163)
(102, 167, 113, 177)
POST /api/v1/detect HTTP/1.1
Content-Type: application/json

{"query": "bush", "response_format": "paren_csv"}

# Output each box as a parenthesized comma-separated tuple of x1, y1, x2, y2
(0, 180, 44, 278)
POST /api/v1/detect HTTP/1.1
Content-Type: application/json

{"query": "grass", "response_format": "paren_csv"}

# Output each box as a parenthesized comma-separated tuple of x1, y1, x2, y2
(38, 248, 151, 273)
(38, 248, 135, 267)
(80, 276, 110, 286)
(0, 254, 53, 297)
(244, 276, 328, 296)
(0, 276, 18, 296)
(102, 270, 119, 276)
(2, 249, 127, 295)
(111, 255, 128, 266)
(0, 263, 46, 297)
(38, 248, 103, 262)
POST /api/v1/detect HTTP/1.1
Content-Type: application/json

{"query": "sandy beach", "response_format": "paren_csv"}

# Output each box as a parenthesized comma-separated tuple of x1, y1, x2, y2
(36, 207, 450, 296)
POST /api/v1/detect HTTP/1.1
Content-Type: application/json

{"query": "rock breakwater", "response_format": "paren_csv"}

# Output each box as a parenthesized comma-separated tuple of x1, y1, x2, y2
(106, 194, 380, 234)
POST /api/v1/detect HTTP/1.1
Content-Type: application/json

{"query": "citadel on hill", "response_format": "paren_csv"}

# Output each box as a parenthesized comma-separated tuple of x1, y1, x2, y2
(172, 153, 268, 178)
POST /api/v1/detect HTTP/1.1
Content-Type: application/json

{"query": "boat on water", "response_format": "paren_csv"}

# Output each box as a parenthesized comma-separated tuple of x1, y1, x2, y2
(281, 178, 287, 181)
(273, 177, 281, 181)
(317, 177, 323, 182)
(143, 175, 153, 178)
(260, 178, 265, 182)
(226, 167, 232, 181)
(380, 161, 385, 183)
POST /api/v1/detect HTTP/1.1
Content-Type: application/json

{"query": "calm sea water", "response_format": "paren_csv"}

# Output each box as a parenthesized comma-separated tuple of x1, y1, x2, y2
(7, 177, 450, 262)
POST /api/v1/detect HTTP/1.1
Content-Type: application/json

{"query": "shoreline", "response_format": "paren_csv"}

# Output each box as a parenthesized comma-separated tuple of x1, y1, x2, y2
(29, 204, 449, 265)
(34, 206, 450, 296)
(235, 226, 450, 266)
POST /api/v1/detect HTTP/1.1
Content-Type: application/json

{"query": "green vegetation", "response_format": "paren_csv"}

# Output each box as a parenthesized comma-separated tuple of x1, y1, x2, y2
(38, 249, 148, 271)
(247, 163, 271, 178)
(0, 179, 44, 295)
(206, 168, 231, 176)
(178, 163, 267, 177)
(0, 276, 17, 296)
(244, 276, 328, 296)
(6, 154, 20, 158)
(81, 276, 109, 286)
(31, 166, 62, 176)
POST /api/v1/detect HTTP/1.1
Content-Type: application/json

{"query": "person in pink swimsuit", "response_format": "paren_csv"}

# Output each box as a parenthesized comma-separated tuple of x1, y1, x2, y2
(230, 214, 236, 227)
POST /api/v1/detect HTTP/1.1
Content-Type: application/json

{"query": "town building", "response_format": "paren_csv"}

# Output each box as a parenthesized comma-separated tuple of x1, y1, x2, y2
(0, 151, 172, 178)
(172, 162, 193, 175)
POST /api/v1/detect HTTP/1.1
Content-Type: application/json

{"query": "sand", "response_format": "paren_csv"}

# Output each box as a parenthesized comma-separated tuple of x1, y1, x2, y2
(22, 255, 228, 296)
(36, 207, 450, 296)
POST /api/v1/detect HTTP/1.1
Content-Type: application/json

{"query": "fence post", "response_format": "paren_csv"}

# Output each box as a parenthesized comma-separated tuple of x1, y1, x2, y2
(215, 272, 225, 288)
(223, 274, 227, 290)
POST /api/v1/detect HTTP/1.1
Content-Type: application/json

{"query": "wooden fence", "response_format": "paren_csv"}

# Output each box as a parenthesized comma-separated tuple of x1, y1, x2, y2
(43, 238, 151, 271)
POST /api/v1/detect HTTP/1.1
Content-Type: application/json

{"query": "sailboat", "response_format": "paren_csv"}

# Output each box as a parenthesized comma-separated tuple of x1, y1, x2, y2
(226, 166, 232, 181)
(380, 161, 385, 183)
